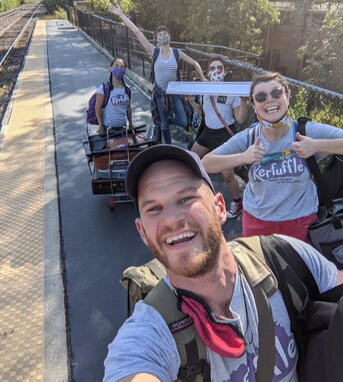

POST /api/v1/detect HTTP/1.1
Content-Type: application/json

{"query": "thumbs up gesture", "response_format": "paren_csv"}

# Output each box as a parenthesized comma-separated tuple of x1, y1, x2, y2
(292, 132, 317, 158)
(244, 135, 266, 164)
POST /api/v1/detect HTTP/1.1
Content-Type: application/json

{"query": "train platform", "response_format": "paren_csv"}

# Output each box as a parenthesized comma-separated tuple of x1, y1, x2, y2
(0, 20, 68, 382)
(0, 18, 241, 382)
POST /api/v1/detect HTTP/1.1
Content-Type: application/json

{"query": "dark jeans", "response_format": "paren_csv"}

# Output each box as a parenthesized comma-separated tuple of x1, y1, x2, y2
(155, 94, 187, 144)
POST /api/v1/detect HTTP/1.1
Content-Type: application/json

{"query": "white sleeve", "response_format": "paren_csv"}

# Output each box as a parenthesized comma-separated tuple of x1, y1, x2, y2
(103, 301, 180, 382)
(275, 234, 338, 293)
(96, 84, 104, 95)
(231, 96, 241, 109)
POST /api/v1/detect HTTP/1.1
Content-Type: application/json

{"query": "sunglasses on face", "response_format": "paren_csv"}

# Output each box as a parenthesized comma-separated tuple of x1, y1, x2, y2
(253, 88, 284, 103)
(209, 65, 224, 72)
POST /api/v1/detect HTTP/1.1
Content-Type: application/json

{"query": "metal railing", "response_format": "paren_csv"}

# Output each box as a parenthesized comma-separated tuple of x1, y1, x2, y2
(73, 9, 343, 130)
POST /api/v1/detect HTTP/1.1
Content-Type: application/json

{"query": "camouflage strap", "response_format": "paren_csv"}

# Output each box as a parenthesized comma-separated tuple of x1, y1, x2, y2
(145, 280, 210, 382)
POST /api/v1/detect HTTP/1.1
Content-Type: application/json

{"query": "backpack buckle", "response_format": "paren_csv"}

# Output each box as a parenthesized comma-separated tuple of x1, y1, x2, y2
(178, 359, 210, 380)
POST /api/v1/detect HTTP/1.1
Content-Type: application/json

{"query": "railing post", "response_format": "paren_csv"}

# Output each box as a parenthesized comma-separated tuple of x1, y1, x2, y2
(125, 26, 131, 69)
(110, 23, 115, 57)
(90, 13, 95, 40)
(99, 20, 103, 47)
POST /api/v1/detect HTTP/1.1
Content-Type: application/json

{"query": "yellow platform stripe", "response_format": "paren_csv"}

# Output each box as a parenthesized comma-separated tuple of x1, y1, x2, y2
(0, 20, 52, 382)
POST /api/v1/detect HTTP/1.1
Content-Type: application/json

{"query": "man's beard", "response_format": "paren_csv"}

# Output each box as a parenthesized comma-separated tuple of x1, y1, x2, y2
(145, 210, 223, 278)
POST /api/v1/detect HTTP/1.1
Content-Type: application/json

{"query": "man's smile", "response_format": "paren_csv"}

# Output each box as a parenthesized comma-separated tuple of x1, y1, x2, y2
(165, 231, 197, 246)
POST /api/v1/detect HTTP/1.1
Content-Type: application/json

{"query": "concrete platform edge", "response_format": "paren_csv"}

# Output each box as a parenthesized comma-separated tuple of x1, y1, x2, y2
(43, 21, 70, 382)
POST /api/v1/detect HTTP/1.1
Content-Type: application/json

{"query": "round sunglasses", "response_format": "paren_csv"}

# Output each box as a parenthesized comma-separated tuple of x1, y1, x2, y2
(253, 88, 284, 103)
(209, 65, 224, 72)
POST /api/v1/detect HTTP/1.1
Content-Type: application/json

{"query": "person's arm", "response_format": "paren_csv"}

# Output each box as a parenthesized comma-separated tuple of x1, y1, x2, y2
(202, 135, 265, 173)
(127, 103, 133, 130)
(292, 134, 343, 158)
(185, 95, 202, 116)
(180, 53, 205, 81)
(95, 93, 105, 135)
(119, 373, 162, 382)
(337, 270, 343, 286)
(233, 98, 249, 124)
(108, 4, 152, 54)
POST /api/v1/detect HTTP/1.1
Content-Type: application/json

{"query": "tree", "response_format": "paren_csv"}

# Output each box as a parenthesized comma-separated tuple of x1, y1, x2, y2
(42, 0, 73, 13)
(114, 0, 279, 55)
(298, 4, 343, 91)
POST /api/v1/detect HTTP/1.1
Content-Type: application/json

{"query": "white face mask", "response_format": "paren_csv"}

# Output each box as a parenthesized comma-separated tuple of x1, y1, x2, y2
(258, 113, 290, 130)
(157, 34, 170, 46)
(209, 70, 225, 82)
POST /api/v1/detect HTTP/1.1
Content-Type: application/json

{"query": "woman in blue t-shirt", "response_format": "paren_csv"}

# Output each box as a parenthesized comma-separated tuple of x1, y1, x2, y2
(95, 58, 133, 136)
(203, 72, 343, 241)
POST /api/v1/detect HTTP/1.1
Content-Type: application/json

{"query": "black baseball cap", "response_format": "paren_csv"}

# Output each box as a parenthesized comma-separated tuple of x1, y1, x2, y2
(125, 144, 215, 207)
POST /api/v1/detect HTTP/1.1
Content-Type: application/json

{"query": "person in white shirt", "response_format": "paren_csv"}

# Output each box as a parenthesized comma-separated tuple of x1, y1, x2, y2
(187, 57, 249, 218)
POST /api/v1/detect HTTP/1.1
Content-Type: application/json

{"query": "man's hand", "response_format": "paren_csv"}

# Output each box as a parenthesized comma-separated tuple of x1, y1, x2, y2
(244, 135, 265, 164)
(108, 3, 123, 16)
(292, 132, 318, 158)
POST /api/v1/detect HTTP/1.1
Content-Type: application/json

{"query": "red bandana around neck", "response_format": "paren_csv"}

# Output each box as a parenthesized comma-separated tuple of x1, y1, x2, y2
(177, 289, 245, 358)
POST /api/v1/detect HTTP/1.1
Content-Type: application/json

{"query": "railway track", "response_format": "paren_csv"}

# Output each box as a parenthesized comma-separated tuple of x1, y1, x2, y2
(0, 3, 44, 127)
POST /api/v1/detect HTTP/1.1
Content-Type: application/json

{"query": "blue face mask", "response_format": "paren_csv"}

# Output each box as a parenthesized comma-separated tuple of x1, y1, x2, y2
(112, 66, 126, 80)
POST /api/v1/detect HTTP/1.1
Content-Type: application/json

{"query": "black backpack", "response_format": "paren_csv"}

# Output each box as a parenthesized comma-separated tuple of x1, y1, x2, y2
(297, 116, 343, 203)
(149, 47, 181, 84)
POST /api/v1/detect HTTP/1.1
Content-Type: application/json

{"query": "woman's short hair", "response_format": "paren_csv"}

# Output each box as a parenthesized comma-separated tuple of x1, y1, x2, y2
(156, 25, 170, 35)
(250, 72, 290, 102)
(207, 56, 226, 71)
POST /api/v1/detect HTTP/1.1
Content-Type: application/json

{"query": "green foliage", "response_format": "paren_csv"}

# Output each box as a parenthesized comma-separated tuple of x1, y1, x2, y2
(298, 5, 343, 90)
(308, 103, 343, 127)
(116, 0, 279, 54)
(290, 86, 343, 128)
(88, 0, 110, 12)
(42, 0, 72, 13)
(290, 87, 309, 119)
(54, 5, 67, 18)
(0, 0, 21, 12)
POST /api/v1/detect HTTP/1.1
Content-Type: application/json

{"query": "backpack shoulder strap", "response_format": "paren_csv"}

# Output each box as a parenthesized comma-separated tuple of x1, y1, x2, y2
(296, 117, 332, 208)
(233, 236, 278, 296)
(123, 82, 132, 99)
(103, 81, 112, 107)
(296, 116, 310, 136)
(259, 234, 319, 363)
(145, 280, 210, 382)
(246, 123, 259, 150)
(150, 47, 160, 84)
(173, 47, 180, 64)
(232, 236, 276, 382)
(172, 47, 181, 81)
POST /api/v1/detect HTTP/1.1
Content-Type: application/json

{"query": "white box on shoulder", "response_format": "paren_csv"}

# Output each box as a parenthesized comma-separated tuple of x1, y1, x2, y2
(165, 81, 252, 96)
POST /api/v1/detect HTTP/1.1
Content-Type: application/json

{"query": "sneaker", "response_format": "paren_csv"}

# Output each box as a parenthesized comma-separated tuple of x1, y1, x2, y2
(227, 200, 243, 218)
